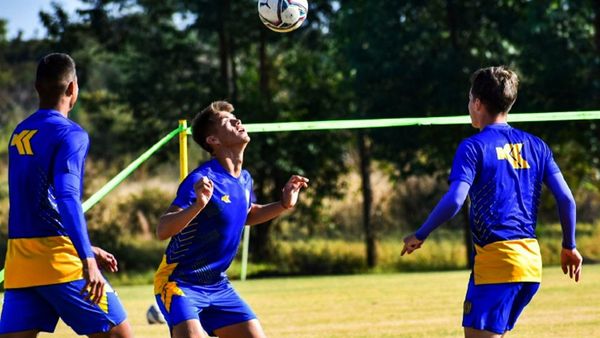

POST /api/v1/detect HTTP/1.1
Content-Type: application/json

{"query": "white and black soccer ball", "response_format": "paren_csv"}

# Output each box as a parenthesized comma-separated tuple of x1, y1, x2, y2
(146, 303, 166, 325)
(258, 0, 308, 33)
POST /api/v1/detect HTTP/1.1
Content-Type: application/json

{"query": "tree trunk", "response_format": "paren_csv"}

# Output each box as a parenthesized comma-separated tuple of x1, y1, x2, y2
(251, 172, 285, 261)
(250, 27, 273, 261)
(252, 218, 273, 261)
(594, 0, 600, 54)
(229, 35, 238, 103)
(445, 0, 459, 49)
(358, 131, 377, 267)
(259, 28, 269, 97)
(593, 0, 600, 103)
(218, 0, 234, 98)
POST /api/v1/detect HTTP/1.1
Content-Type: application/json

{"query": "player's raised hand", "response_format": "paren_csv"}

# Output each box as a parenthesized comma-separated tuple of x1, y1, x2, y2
(281, 175, 309, 209)
(81, 257, 107, 304)
(92, 246, 119, 272)
(194, 176, 214, 207)
(561, 248, 583, 282)
(401, 234, 424, 256)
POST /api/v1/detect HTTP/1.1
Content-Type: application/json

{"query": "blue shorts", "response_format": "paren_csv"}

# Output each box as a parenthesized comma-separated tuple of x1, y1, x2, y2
(462, 275, 540, 334)
(155, 279, 256, 336)
(0, 279, 127, 335)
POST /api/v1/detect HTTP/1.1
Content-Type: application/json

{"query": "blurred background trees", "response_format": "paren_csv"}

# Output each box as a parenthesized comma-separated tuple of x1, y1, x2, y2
(0, 0, 599, 276)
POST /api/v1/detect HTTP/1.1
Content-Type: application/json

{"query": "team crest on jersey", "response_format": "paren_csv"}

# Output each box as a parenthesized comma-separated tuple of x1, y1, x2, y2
(221, 195, 231, 203)
(10, 129, 38, 155)
(496, 143, 530, 169)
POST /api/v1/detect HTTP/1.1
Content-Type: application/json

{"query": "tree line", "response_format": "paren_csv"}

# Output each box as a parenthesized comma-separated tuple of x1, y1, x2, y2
(0, 0, 599, 267)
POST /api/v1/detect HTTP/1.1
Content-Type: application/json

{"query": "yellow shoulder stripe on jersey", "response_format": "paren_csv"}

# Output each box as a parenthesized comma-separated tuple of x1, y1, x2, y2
(473, 238, 542, 285)
(5, 236, 83, 288)
(10, 129, 38, 155)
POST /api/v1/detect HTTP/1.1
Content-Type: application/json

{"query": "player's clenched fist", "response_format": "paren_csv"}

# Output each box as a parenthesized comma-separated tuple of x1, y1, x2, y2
(194, 176, 214, 207)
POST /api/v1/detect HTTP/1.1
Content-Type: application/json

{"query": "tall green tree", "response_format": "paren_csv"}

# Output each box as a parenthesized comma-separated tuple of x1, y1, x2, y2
(333, 0, 600, 266)
(36, 0, 353, 260)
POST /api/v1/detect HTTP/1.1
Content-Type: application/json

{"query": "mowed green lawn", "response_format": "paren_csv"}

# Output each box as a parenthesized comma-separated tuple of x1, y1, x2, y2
(15, 264, 598, 337)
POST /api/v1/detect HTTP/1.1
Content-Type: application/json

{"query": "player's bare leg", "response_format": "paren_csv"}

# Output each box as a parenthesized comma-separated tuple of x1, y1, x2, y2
(464, 327, 504, 338)
(172, 319, 209, 338)
(87, 320, 134, 338)
(0, 330, 39, 338)
(213, 319, 266, 338)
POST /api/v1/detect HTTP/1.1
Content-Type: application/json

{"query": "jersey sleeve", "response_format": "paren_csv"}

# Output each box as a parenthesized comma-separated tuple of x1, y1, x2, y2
(448, 139, 479, 185)
(54, 128, 89, 181)
(172, 173, 199, 209)
(53, 129, 94, 259)
(249, 176, 257, 205)
(542, 142, 561, 179)
(243, 172, 257, 213)
(545, 172, 577, 249)
(415, 180, 471, 240)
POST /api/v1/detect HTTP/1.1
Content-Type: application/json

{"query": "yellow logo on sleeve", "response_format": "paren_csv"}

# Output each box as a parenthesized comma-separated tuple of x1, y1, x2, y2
(10, 130, 38, 155)
(221, 195, 231, 203)
(496, 143, 530, 169)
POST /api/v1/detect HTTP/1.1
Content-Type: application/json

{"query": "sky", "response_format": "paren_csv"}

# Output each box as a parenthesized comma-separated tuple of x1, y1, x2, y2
(0, 1, 194, 39)
(0, 0, 83, 39)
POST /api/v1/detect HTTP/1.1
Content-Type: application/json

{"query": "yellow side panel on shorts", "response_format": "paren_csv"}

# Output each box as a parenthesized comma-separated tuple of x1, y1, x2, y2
(99, 288, 109, 313)
(5, 236, 83, 288)
(474, 238, 542, 285)
(154, 255, 184, 312)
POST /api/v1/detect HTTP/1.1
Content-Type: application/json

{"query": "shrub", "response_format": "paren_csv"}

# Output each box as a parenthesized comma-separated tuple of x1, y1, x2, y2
(270, 239, 368, 275)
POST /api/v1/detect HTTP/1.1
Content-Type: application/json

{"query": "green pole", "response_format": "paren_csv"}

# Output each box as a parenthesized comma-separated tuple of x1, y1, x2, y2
(184, 110, 600, 134)
(240, 226, 251, 281)
(82, 127, 182, 212)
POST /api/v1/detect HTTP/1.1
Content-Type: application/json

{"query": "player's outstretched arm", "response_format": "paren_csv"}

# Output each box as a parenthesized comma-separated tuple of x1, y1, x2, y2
(401, 180, 470, 256)
(156, 177, 213, 240)
(545, 172, 582, 282)
(246, 175, 309, 226)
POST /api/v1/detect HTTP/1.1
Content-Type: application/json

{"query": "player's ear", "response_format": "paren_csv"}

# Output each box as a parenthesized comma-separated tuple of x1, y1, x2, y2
(65, 80, 75, 96)
(473, 97, 483, 113)
(206, 135, 220, 147)
(66, 79, 79, 109)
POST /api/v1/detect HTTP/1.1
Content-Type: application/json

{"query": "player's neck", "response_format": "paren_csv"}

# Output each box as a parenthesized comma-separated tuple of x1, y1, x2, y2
(479, 112, 508, 130)
(215, 148, 245, 178)
(38, 97, 72, 118)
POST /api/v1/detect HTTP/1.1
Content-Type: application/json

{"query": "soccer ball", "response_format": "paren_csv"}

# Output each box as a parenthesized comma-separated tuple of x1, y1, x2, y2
(146, 303, 166, 324)
(258, 0, 308, 33)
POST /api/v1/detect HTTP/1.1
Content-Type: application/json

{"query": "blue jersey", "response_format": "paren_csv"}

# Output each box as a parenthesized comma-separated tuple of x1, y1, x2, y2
(450, 123, 560, 284)
(5, 109, 92, 288)
(450, 123, 560, 245)
(154, 159, 255, 290)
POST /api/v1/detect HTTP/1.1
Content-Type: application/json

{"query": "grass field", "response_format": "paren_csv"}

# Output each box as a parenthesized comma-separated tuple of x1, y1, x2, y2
(4, 264, 596, 337)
